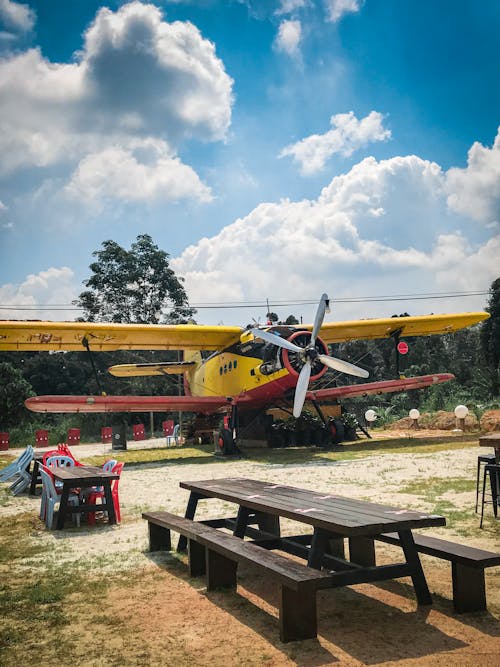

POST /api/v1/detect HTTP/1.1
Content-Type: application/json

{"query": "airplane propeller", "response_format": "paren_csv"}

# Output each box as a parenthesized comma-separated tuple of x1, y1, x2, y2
(250, 293, 369, 417)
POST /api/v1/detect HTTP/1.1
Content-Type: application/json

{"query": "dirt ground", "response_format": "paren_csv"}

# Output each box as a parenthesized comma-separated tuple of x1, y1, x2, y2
(2, 434, 500, 666)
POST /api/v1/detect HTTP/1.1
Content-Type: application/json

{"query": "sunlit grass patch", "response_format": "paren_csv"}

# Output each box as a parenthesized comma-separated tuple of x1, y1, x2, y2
(81, 443, 217, 467)
(0, 513, 51, 563)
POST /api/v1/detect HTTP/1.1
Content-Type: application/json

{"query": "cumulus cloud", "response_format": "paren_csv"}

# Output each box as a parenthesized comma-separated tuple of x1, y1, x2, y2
(324, 0, 363, 23)
(274, 19, 302, 58)
(0, 267, 78, 320)
(446, 127, 500, 225)
(0, 1, 233, 202)
(66, 140, 212, 206)
(0, 0, 35, 33)
(280, 111, 391, 174)
(172, 147, 498, 324)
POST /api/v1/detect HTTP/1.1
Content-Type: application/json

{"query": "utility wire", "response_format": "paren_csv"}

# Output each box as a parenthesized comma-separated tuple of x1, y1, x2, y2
(0, 289, 489, 312)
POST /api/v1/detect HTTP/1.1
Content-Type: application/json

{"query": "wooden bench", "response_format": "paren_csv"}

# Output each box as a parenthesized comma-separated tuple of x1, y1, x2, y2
(362, 532, 500, 613)
(143, 511, 333, 642)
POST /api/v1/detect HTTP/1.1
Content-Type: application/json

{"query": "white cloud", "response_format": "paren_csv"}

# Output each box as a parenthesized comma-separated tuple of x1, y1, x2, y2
(66, 140, 212, 206)
(0, 1, 233, 203)
(172, 147, 498, 325)
(446, 127, 500, 225)
(0, 267, 78, 320)
(274, 19, 302, 58)
(280, 111, 391, 174)
(0, 0, 35, 33)
(324, 0, 362, 23)
(276, 1, 308, 15)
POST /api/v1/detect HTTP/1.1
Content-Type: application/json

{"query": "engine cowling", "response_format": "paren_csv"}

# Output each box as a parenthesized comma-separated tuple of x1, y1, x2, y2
(281, 330, 329, 381)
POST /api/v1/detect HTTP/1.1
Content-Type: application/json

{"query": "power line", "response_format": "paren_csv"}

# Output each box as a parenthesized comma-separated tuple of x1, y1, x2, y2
(0, 289, 489, 312)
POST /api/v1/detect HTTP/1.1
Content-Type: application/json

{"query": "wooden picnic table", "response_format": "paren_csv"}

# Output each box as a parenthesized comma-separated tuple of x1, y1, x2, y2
(51, 466, 119, 530)
(179, 477, 445, 605)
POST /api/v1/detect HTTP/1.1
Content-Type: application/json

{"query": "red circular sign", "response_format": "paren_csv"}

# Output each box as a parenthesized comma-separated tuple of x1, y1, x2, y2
(397, 341, 409, 355)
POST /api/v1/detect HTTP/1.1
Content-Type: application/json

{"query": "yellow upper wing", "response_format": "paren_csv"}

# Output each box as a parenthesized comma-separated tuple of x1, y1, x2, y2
(0, 311, 489, 352)
(0, 321, 243, 352)
(315, 312, 489, 344)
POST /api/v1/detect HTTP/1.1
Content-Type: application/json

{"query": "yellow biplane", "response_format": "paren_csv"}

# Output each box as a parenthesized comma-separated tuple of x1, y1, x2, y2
(0, 294, 488, 452)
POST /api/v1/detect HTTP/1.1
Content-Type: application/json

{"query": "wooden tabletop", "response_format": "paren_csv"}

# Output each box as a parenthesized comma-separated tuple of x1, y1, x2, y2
(479, 433, 500, 446)
(180, 478, 445, 537)
(51, 465, 119, 484)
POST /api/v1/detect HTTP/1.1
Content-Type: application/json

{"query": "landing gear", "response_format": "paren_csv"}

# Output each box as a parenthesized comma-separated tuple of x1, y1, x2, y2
(217, 428, 239, 456)
(216, 403, 241, 457)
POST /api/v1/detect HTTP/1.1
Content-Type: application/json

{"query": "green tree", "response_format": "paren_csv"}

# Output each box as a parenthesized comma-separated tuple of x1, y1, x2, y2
(480, 277, 500, 396)
(74, 234, 196, 324)
(0, 362, 35, 427)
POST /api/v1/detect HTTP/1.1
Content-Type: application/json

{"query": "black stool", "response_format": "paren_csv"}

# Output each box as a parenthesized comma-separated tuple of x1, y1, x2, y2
(479, 463, 500, 528)
(476, 453, 496, 512)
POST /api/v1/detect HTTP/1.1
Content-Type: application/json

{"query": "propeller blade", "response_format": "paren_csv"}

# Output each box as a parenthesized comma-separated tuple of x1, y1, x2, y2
(318, 354, 369, 378)
(311, 293, 329, 346)
(293, 361, 312, 418)
(249, 328, 303, 354)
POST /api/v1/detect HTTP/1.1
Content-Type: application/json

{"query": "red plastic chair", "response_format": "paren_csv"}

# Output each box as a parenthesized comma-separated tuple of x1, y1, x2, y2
(87, 462, 124, 525)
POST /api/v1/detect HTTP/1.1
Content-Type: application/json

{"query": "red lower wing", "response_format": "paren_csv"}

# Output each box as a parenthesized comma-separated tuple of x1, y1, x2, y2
(25, 395, 231, 414)
(306, 373, 454, 401)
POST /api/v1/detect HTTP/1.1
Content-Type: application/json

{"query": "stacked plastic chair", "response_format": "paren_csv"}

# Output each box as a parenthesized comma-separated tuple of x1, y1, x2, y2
(1, 445, 34, 495)
(55, 443, 83, 466)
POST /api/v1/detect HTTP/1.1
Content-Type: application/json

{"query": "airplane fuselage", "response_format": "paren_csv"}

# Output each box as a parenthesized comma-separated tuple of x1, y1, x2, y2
(185, 325, 328, 409)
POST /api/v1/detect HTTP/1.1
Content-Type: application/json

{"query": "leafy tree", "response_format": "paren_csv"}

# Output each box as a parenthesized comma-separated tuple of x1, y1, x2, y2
(0, 362, 35, 427)
(74, 234, 196, 324)
(480, 277, 500, 396)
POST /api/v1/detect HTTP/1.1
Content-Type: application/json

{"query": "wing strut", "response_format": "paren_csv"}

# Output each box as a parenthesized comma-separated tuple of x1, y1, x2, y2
(82, 336, 106, 396)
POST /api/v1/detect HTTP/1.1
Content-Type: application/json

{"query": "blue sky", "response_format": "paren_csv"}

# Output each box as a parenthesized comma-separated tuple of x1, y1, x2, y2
(0, 0, 498, 325)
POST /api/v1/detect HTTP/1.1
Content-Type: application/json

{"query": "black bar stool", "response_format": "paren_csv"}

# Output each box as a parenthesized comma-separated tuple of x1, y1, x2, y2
(479, 463, 500, 528)
(476, 453, 496, 512)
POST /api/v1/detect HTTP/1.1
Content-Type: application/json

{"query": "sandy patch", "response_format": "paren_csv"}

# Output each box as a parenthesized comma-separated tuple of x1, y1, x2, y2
(1, 440, 499, 665)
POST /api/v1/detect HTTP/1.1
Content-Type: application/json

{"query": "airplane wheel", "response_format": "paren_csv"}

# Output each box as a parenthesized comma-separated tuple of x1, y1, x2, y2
(219, 428, 235, 455)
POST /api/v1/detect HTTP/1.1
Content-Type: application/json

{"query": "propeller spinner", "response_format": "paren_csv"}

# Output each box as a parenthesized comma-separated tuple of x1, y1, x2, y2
(250, 294, 369, 417)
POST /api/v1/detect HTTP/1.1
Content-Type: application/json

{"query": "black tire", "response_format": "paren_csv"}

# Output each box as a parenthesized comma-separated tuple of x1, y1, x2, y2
(218, 428, 235, 455)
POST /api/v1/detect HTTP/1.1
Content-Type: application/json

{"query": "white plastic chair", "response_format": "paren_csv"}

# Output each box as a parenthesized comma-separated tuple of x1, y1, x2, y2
(166, 424, 180, 446)
(45, 455, 75, 469)
(102, 459, 118, 473)
(39, 467, 80, 529)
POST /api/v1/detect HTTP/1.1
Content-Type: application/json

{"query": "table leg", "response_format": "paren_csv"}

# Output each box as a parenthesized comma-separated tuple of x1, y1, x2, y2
(56, 485, 70, 529)
(29, 459, 40, 496)
(103, 481, 116, 524)
(308, 527, 329, 569)
(398, 530, 432, 605)
(178, 492, 202, 552)
(254, 511, 281, 536)
(234, 505, 252, 537)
